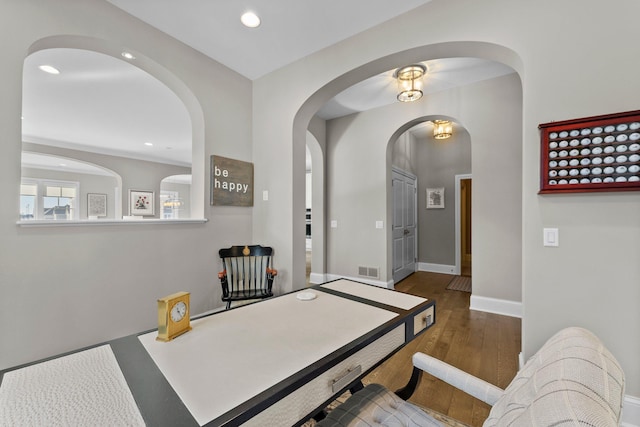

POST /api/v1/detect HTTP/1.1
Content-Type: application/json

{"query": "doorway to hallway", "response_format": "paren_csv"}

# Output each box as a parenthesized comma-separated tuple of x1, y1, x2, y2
(455, 174, 472, 277)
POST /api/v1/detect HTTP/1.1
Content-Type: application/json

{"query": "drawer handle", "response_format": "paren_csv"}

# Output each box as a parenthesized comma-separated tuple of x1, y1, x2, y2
(422, 314, 433, 327)
(331, 365, 362, 393)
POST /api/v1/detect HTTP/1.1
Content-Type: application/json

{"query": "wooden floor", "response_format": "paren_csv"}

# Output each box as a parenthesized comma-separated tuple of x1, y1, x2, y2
(363, 272, 521, 427)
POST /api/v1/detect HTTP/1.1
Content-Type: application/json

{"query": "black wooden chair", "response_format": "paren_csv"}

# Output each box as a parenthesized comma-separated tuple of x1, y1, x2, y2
(218, 245, 277, 309)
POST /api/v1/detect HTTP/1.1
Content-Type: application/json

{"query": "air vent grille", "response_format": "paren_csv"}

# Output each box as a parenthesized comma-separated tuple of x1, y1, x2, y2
(358, 266, 379, 279)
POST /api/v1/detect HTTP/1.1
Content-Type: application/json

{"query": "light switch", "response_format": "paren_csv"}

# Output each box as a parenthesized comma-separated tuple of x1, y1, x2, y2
(330, 220, 338, 228)
(262, 190, 268, 201)
(543, 228, 559, 247)
(375, 221, 384, 229)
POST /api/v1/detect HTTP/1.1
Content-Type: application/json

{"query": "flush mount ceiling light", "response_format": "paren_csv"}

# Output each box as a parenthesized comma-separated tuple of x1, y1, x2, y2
(395, 64, 426, 102)
(241, 11, 261, 28)
(38, 65, 60, 75)
(433, 120, 453, 140)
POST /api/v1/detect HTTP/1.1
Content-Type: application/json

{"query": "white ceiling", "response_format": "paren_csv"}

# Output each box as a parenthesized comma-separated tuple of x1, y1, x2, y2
(104, 0, 435, 80)
(22, 48, 192, 167)
(22, 1, 515, 171)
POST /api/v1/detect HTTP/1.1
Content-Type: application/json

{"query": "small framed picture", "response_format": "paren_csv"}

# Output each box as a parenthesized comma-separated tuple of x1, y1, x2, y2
(87, 193, 107, 217)
(129, 190, 154, 216)
(426, 187, 445, 209)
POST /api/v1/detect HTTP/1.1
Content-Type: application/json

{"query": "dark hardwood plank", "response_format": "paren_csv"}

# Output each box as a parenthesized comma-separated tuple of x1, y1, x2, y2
(362, 272, 521, 427)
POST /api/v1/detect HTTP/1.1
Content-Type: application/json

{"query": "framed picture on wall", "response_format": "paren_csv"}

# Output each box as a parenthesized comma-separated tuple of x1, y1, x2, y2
(87, 193, 107, 217)
(129, 190, 154, 216)
(426, 187, 445, 209)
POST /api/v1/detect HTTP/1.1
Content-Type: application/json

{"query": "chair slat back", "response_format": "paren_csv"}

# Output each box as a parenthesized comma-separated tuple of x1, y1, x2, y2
(218, 245, 275, 306)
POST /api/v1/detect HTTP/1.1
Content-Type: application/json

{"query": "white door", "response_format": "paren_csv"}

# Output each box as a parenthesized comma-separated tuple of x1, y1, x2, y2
(392, 168, 417, 283)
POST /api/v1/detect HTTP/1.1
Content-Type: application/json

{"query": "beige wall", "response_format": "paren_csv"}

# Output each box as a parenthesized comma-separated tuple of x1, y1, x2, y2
(0, 0, 253, 369)
(253, 0, 640, 396)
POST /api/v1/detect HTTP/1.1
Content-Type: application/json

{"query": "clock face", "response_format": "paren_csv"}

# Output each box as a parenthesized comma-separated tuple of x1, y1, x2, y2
(170, 301, 187, 323)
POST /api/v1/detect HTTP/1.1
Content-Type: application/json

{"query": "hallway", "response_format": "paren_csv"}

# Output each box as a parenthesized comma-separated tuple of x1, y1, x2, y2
(364, 272, 521, 426)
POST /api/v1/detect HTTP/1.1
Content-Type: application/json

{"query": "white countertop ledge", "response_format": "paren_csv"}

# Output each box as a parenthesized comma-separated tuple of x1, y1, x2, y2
(17, 218, 208, 227)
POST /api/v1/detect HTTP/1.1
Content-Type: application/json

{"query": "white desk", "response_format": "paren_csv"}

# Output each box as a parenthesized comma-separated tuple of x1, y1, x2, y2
(0, 279, 436, 426)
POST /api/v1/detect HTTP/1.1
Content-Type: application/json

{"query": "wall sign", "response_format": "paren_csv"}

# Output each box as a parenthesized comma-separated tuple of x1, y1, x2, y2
(210, 155, 254, 206)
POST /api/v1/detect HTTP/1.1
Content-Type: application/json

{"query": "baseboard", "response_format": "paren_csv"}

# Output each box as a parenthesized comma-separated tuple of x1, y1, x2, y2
(417, 262, 456, 275)
(309, 272, 326, 284)
(622, 394, 640, 427)
(469, 295, 522, 318)
(325, 273, 394, 289)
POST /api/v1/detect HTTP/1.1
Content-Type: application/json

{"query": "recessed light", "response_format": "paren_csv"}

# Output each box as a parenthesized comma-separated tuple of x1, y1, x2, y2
(144, 142, 153, 146)
(39, 65, 60, 74)
(241, 11, 261, 28)
(121, 51, 135, 60)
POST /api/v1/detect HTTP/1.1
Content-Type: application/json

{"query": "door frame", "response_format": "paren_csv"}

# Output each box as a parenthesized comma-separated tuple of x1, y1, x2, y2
(454, 174, 472, 276)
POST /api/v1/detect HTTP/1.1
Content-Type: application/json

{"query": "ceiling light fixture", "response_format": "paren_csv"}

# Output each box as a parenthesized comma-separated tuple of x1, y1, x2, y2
(39, 65, 60, 75)
(395, 64, 426, 102)
(144, 142, 153, 146)
(163, 196, 184, 209)
(241, 11, 261, 28)
(433, 120, 453, 140)
(121, 51, 136, 60)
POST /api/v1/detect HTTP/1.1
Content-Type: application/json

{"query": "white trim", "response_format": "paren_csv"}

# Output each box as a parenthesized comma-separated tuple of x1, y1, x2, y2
(417, 262, 456, 275)
(325, 273, 393, 289)
(17, 218, 208, 227)
(622, 395, 640, 427)
(470, 295, 522, 318)
(455, 174, 472, 276)
(309, 272, 326, 284)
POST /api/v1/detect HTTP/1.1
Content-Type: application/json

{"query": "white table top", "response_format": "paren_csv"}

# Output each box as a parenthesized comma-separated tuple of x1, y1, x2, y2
(139, 289, 398, 426)
(0, 345, 145, 426)
(321, 279, 427, 310)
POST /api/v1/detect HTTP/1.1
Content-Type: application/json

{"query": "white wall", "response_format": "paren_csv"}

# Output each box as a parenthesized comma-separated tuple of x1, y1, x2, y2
(0, 0, 253, 370)
(252, 0, 640, 397)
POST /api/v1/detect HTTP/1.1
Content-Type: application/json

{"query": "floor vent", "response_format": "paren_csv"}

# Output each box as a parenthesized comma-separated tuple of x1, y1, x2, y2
(358, 266, 379, 279)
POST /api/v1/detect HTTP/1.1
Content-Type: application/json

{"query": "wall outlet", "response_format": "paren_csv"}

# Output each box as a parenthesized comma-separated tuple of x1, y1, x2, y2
(330, 220, 338, 228)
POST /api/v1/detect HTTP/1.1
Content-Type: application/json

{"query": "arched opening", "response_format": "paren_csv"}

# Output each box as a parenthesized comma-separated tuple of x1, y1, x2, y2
(20, 152, 121, 220)
(305, 128, 326, 285)
(160, 174, 192, 219)
(388, 117, 472, 284)
(21, 36, 205, 220)
(291, 42, 523, 303)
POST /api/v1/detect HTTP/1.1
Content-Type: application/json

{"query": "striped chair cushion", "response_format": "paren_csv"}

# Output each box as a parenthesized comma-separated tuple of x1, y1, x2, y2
(484, 327, 625, 427)
(315, 383, 443, 427)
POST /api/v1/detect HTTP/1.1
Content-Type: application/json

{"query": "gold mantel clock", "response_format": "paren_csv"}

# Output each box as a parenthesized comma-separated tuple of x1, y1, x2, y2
(157, 291, 192, 342)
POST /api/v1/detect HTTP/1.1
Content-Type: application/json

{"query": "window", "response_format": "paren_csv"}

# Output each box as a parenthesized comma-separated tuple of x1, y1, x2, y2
(20, 179, 79, 220)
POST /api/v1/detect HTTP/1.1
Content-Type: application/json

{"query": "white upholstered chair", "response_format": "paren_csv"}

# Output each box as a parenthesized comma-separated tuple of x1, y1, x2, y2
(316, 327, 625, 427)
